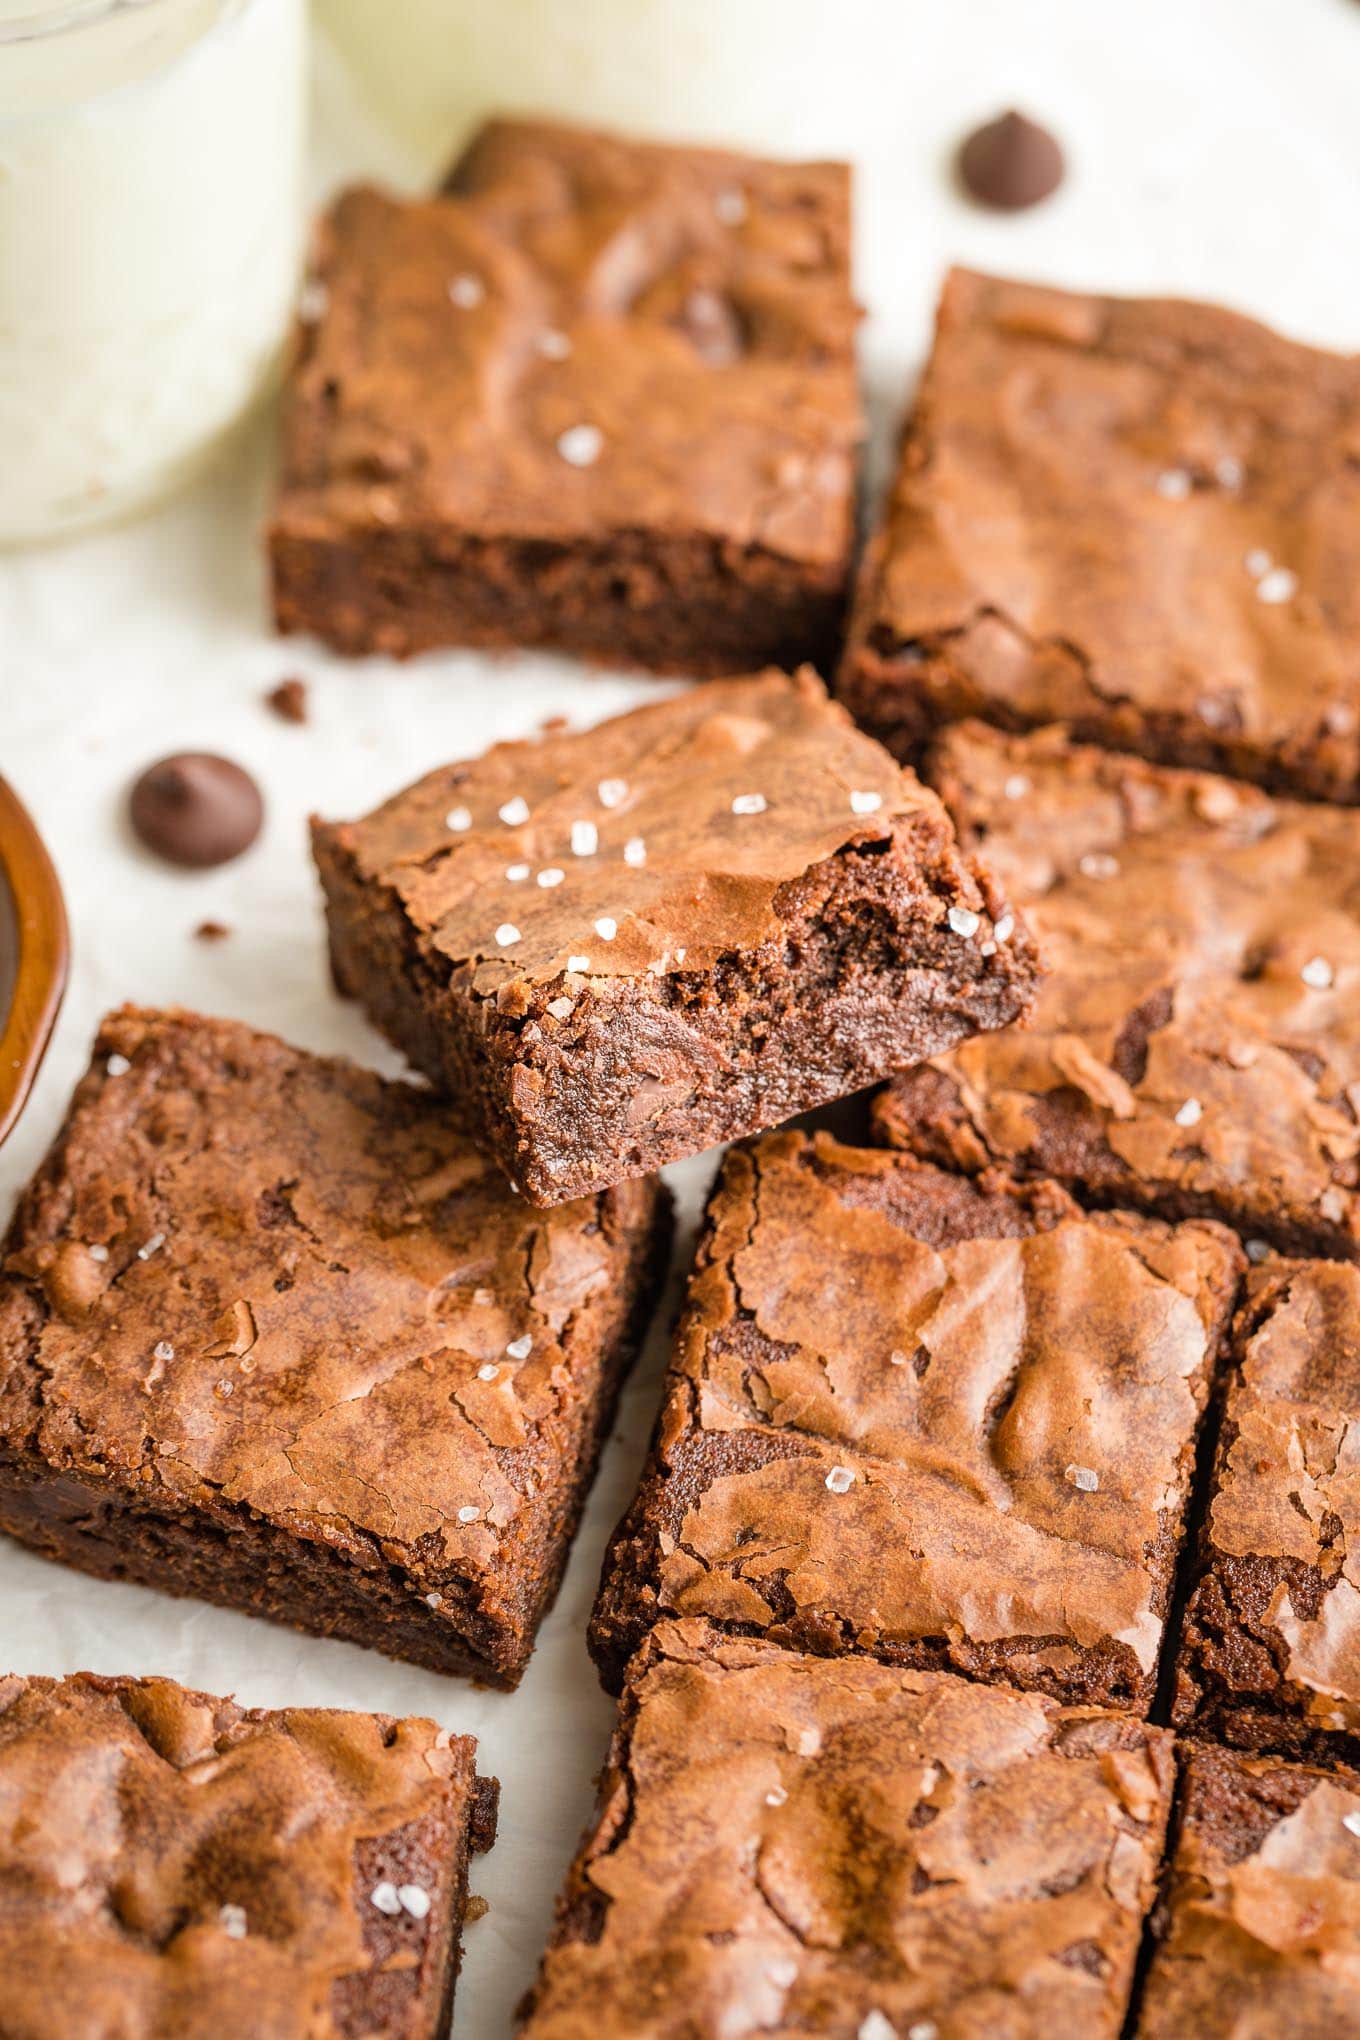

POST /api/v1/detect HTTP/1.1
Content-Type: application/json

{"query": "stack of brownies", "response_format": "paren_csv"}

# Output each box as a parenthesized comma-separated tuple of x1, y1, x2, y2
(3, 114, 1360, 2039)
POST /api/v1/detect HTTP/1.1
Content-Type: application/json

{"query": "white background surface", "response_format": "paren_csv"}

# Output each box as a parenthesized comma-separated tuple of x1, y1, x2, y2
(2, 3, 1359, 2032)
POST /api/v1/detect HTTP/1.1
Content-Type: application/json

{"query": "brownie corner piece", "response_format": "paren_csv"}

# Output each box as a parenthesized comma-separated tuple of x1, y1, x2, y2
(589, 1130, 1242, 1707)
(0, 1670, 495, 2040)
(1137, 1742, 1360, 2037)
(1173, 1252, 1360, 1765)
(270, 117, 861, 674)
(837, 265, 1360, 799)
(0, 1006, 670, 1687)
(311, 670, 1039, 1206)
(521, 1618, 1173, 2038)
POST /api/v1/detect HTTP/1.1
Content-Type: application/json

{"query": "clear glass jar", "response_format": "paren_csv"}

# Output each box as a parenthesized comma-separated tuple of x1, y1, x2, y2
(0, 0, 307, 545)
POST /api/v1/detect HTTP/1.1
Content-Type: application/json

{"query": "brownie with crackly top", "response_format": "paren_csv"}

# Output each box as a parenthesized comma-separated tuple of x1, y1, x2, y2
(0, 1007, 670, 1686)
(0, 1670, 496, 2040)
(1136, 1743, 1360, 2037)
(1174, 1254, 1360, 1764)
(874, 720, 1360, 1259)
(271, 116, 862, 675)
(838, 267, 1360, 800)
(519, 1620, 1174, 2039)
(589, 1132, 1241, 1710)
(311, 671, 1039, 1207)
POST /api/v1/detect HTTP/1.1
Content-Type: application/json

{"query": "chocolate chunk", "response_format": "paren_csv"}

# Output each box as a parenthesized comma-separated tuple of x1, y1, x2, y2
(267, 677, 309, 724)
(128, 755, 263, 869)
(957, 110, 1064, 210)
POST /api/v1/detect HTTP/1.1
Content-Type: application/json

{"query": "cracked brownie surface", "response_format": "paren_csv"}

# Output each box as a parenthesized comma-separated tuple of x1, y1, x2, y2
(312, 670, 1039, 1206)
(520, 1620, 1174, 2038)
(1137, 1744, 1360, 2036)
(838, 267, 1360, 801)
(1174, 1255, 1360, 1764)
(0, 1669, 496, 2040)
(874, 720, 1360, 1258)
(0, 1007, 670, 1685)
(589, 1132, 1241, 1710)
(271, 117, 862, 674)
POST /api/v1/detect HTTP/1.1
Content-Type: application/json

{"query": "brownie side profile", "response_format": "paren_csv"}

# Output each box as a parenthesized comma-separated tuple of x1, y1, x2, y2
(589, 1132, 1241, 1709)
(838, 267, 1360, 800)
(872, 720, 1360, 1259)
(270, 117, 861, 675)
(1173, 1255, 1360, 1764)
(0, 1670, 497, 2040)
(1136, 1743, 1360, 2037)
(519, 1620, 1173, 2038)
(311, 671, 1039, 1206)
(0, 1008, 670, 1687)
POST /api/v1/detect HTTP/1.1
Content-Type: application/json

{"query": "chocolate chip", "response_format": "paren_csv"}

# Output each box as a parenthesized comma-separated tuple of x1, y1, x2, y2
(266, 677, 308, 724)
(194, 920, 231, 942)
(957, 111, 1065, 211)
(128, 755, 263, 869)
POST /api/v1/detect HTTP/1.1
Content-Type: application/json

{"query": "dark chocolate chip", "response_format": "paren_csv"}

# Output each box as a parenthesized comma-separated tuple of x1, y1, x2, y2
(266, 677, 309, 724)
(957, 111, 1065, 211)
(128, 755, 263, 869)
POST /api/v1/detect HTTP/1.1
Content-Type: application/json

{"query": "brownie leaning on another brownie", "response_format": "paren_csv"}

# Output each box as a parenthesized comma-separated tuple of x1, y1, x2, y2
(0, 1671, 497, 2040)
(519, 1620, 1174, 2039)
(590, 1131, 1242, 1711)
(874, 720, 1360, 1259)
(271, 116, 861, 675)
(0, 1007, 670, 1687)
(838, 267, 1360, 800)
(312, 671, 1039, 1206)
(1136, 1744, 1360, 2037)
(1174, 1253, 1360, 1766)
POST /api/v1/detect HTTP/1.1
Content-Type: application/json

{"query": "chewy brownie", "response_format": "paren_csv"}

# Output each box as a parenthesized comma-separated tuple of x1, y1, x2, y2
(0, 1670, 496, 2040)
(838, 267, 1360, 800)
(520, 1619, 1174, 2038)
(590, 1132, 1241, 1710)
(270, 116, 861, 675)
(874, 720, 1360, 1259)
(1173, 1255, 1360, 1764)
(312, 671, 1039, 1207)
(1136, 1743, 1360, 2036)
(0, 1007, 670, 1687)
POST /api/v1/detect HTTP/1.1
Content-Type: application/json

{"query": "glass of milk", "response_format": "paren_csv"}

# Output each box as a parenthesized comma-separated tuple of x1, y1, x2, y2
(0, 0, 307, 545)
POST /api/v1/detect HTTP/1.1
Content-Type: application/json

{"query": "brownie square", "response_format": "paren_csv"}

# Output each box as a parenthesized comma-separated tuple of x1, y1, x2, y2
(520, 1619, 1173, 2038)
(1173, 1255, 1360, 1764)
(838, 267, 1360, 800)
(874, 720, 1360, 1258)
(311, 670, 1039, 1206)
(590, 1131, 1241, 1709)
(1137, 1744, 1360, 2037)
(0, 1670, 496, 2040)
(270, 116, 862, 675)
(0, 1007, 670, 1687)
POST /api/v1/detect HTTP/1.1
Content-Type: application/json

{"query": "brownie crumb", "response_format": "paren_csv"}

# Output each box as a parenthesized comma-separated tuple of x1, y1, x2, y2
(267, 677, 309, 724)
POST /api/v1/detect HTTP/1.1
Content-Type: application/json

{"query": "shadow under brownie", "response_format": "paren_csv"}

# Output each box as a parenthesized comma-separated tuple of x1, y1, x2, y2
(0, 1670, 496, 2040)
(1136, 1743, 1360, 2037)
(271, 116, 862, 675)
(520, 1619, 1174, 2039)
(838, 267, 1360, 801)
(1173, 1254, 1360, 1766)
(873, 720, 1360, 1258)
(311, 670, 1039, 1207)
(590, 1132, 1242, 1711)
(0, 1007, 670, 1687)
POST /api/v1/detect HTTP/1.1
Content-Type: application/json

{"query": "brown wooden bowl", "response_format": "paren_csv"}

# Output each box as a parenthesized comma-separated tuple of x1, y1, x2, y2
(0, 776, 68, 1149)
